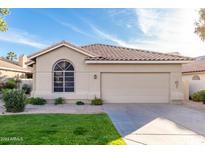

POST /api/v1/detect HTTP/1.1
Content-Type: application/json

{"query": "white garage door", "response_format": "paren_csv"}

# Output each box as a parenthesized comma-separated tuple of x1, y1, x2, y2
(101, 73, 170, 103)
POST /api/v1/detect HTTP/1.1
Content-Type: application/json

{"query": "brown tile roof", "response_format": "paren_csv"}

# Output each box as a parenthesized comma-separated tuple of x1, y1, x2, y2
(182, 60, 205, 73)
(81, 44, 192, 61)
(0, 57, 31, 73)
(27, 41, 193, 65)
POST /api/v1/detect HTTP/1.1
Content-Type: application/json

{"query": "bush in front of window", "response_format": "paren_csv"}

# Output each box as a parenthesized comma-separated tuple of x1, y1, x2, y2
(2, 89, 26, 112)
(91, 97, 103, 105)
(54, 97, 65, 105)
(26, 97, 46, 105)
(76, 101, 85, 105)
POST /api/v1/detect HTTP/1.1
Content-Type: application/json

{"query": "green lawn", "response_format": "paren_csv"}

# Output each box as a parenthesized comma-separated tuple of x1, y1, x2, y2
(0, 113, 125, 145)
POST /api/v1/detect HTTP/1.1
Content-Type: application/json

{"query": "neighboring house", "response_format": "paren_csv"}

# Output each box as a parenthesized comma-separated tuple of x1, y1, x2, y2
(182, 58, 205, 96)
(0, 55, 32, 82)
(27, 41, 192, 103)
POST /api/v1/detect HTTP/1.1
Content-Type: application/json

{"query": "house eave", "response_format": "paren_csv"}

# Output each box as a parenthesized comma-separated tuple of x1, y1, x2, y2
(29, 42, 95, 60)
(182, 70, 205, 74)
(0, 67, 32, 73)
(85, 60, 193, 64)
(26, 60, 35, 66)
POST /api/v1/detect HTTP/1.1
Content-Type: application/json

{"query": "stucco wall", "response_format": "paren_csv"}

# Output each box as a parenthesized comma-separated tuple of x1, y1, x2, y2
(182, 72, 205, 95)
(32, 46, 183, 103)
(182, 73, 205, 81)
(20, 79, 33, 89)
(0, 70, 25, 82)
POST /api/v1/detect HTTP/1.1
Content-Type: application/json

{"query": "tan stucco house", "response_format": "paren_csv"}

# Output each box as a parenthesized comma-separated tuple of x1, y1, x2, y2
(27, 41, 192, 103)
(182, 59, 205, 96)
(0, 55, 32, 82)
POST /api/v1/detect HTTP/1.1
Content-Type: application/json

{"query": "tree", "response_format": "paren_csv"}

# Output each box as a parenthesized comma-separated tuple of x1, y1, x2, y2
(6, 51, 17, 61)
(195, 9, 205, 41)
(0, 8, 9, 32)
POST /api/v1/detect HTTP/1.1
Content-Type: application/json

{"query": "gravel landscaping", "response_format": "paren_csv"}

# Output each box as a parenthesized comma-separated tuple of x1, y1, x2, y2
(0, 100, 104, 115)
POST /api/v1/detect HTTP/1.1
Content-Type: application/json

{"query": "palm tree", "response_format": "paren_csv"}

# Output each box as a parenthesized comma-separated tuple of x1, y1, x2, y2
(6, 51, 17, 61)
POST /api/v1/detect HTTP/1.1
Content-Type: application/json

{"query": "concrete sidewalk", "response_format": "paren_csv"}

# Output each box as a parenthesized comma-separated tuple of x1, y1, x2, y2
(182, 101, 205, 112)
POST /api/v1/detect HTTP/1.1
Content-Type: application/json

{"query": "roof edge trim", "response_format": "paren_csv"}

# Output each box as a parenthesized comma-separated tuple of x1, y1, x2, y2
(29, 41, 95, 60)
(85, 60, 193, 64)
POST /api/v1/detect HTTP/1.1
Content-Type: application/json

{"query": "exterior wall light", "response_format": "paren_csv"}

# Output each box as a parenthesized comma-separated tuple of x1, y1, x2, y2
(94, 74, 97, 79)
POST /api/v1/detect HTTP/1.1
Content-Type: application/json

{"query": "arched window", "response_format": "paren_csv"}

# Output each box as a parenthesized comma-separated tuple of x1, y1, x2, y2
(192, 75, 200, 80)
(53, 60, 74, 92)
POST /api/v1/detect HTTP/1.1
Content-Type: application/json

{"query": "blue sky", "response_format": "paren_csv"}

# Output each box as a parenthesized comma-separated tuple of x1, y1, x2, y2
(0, 8, 204, 58)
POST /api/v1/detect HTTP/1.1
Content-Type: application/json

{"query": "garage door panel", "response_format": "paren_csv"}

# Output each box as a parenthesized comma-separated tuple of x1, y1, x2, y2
(101, 73, 169, 103)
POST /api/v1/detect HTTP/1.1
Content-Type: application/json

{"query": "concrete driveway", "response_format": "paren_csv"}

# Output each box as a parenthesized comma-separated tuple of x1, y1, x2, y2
(103, 103, 205, 145)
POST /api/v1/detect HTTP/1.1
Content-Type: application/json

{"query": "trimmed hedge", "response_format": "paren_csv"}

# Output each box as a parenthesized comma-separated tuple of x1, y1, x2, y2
(2, 89, 26, 112)
(76, 101, 85, 105)
(26, 97, 46, 105)
(191, 90, 205, 104)
(191, 92, 201, 102)
(199, 90, 205, 104)
(54, 97, 65, 105)
(91, 97, 103, 105)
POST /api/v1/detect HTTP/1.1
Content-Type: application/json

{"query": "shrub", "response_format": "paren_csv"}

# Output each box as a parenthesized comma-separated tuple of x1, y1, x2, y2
(22, 84, 32, 95)
(26, 97, 46, 105)
(54, 97, 65, 105)
(0, 82, 6, 92)
(91, 97, 103, 105)
(4, 79, 17, 89)
(199, 90, 205, 104)
(76, 101, 85, 105)
(2, 89, 26, 112)
(22, 84, 31, 94)
(191, 92, 201, 102)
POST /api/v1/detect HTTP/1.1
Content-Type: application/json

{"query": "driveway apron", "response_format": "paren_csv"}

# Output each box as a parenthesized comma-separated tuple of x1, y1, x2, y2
(103, 103, 205, 145)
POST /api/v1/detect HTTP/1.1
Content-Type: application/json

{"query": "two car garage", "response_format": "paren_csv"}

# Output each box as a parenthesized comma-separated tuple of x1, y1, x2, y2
(101, 73, 170, 103)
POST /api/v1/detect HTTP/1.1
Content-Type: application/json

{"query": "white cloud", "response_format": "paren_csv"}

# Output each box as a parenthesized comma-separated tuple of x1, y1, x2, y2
(126, 24, 132, 28)
(0, 29, 47, 48)
(46, 15, 96, 39)
(90, 24, 139, 48)
(136, 9, 160, 35)
(71, 14, 139, 48)
(56, 20, 95, 38)
(135, 9, 205, 57)
(107, 9, 132, 17)
(86, 9, 204, 57)
(91, 9, 205, 57)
